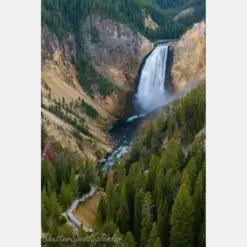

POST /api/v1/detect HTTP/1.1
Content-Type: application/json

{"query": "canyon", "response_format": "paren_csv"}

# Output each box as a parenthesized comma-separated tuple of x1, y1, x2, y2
(41, 12, 205, 164)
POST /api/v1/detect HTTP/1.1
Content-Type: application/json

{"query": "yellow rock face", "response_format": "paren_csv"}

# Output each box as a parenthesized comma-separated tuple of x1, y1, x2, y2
(170, 21, 206, 92)
(41, 27, 114, 162)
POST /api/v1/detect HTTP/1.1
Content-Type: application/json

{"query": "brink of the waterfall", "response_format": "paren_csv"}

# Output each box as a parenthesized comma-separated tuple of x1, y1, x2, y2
(134, 44, 169, 114)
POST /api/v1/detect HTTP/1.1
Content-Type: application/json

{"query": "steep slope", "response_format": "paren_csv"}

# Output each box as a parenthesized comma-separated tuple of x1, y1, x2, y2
(41, 26, 114, 162)
(166, 21, 206, 92)
(81, 13, 154, 97)
(41, 14, 153, 162)
(143, 13, 159, 30)
(173, 7, 195, 22)
(41, 27, 111, 118)
(41, 0, 205, 162)
(93, 84, 206, 246)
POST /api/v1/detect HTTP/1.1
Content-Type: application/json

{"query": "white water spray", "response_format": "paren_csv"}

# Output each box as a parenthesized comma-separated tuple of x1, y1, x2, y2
(135, 44, 169, 114)
(103, 44, 171, 169)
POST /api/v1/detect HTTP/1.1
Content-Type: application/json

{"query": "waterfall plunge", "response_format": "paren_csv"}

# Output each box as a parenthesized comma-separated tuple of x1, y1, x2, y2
(103, 44, 170, 169)
(134, 44, 169, 114)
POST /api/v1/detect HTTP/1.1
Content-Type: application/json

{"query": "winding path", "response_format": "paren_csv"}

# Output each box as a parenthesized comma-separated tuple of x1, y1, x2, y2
(64, 185, 97, 232)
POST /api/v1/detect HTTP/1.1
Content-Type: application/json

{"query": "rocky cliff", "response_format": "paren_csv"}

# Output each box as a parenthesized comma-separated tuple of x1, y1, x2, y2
(41, 14, 153, 162)
(167, 21, 206, 93)
(41, 26, 114, 162)
(81, 13, 154, 95)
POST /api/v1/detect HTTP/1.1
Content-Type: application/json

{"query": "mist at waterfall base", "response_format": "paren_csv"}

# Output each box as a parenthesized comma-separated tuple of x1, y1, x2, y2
(101, 44, 171, 170)
(134, 44, 170, 114)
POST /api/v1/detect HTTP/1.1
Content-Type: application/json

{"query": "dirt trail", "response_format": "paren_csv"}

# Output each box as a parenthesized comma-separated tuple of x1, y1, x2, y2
(65, 186, 97, 232)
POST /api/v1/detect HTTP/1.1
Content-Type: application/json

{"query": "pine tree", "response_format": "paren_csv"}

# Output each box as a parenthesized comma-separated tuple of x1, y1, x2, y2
(187, 157, 198, 191)
(50, 190, 61, 220)
(193, 170, 205, 245)
(50, 218, 59, 235)
(78, 223, 87, 238)
(134, 188, 144, 243)
(147, 223, 159, 247)
(197, 220, 205, 247)
(167, 111, 173, 139)
(95, 195, 107, 229)
(135, 171, 147, 192)
(59, 181, 73, 210)
(157, 199, 169, 247)
(41, 123, 47, 152)
(70, 168, 79, 198)
(46, 180, 52, 196)
(41, 186, 48, 213)
(148, 155, 159, 192)
(113, 228, 124, 246)
(181, 168, 192, 194)
(126, 174, 136, 232)
(78, 174, 87, 195)
(140, 192, 153, 247)
(47, 162, 56, 189)
(165, 168, 181, 206)
(102, 221, 117, 237)
(59, 181, 68, 209)
(160, 138, 184, 172)
(170, 183, 194, 247)
(191, 139, 205, 171)
(112, 185, 122, 222)
(154, 167, 164, 212)
(58, 224, 74, 238)
(115, 160, 126, 185)
(154, 237, 162, 247)
(66, 183, 73, 208)
(106, 179, 114, 221)
(119, 184, 129, 234)
(125, 231, 136, 247)
(41, 203, 48, 231)
(171, 170, 181, 200)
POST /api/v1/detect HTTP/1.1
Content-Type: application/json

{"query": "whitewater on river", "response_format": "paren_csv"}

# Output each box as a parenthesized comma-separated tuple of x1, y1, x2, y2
(101, 43, 171, 170)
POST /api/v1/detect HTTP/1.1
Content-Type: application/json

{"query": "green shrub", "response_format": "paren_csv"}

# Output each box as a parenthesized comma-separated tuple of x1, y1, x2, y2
(91, 27, 100, 43)
(81, 100, 99, 118)
(58, 215, 67, 225)
(76, 57, 115, 97)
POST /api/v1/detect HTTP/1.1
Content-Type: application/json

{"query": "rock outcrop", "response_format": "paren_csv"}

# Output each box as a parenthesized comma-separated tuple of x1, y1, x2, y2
(173, 7, 194, 22)
(167, 21, 206, 93)
(41, 14, 153, 162)
(81, 13, 154, 93)
(41, 26, 114, 162)
(144, 14, 158, 30)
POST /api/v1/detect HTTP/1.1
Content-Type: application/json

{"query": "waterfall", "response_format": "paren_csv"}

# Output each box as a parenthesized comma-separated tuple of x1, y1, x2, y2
(134, 44, 169, 114)
(102, 44, 170, 170)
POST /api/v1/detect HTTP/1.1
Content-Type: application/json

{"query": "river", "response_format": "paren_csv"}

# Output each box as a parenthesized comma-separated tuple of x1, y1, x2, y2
(101, 43, 172, 170)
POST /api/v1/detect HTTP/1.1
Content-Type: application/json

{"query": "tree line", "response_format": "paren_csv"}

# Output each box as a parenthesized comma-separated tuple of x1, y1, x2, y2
(41, 150, 98, 234)
(41, 84, 205, 246)
(42, 0, 205, 42)
(94, 84, 205, 247)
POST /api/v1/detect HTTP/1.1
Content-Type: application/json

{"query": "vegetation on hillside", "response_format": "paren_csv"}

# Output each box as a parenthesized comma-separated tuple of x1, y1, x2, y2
(41, 1, 206, 244)
(76, 56, 115, 97)
(42, 0, 205, 99)
(41, 84, 206, 247)
(41, 152, 98, 234)
(42, 0, 205, 42)
(80, 99, 99, 119)
(42, 97, 92, 138)
(93, 84, 206, 246)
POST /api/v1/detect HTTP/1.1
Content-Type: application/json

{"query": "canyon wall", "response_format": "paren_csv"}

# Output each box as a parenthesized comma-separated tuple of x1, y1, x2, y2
(41, 14, 153, 162)
(81, 13, 153, 92)
(167, 21, 206, 93)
